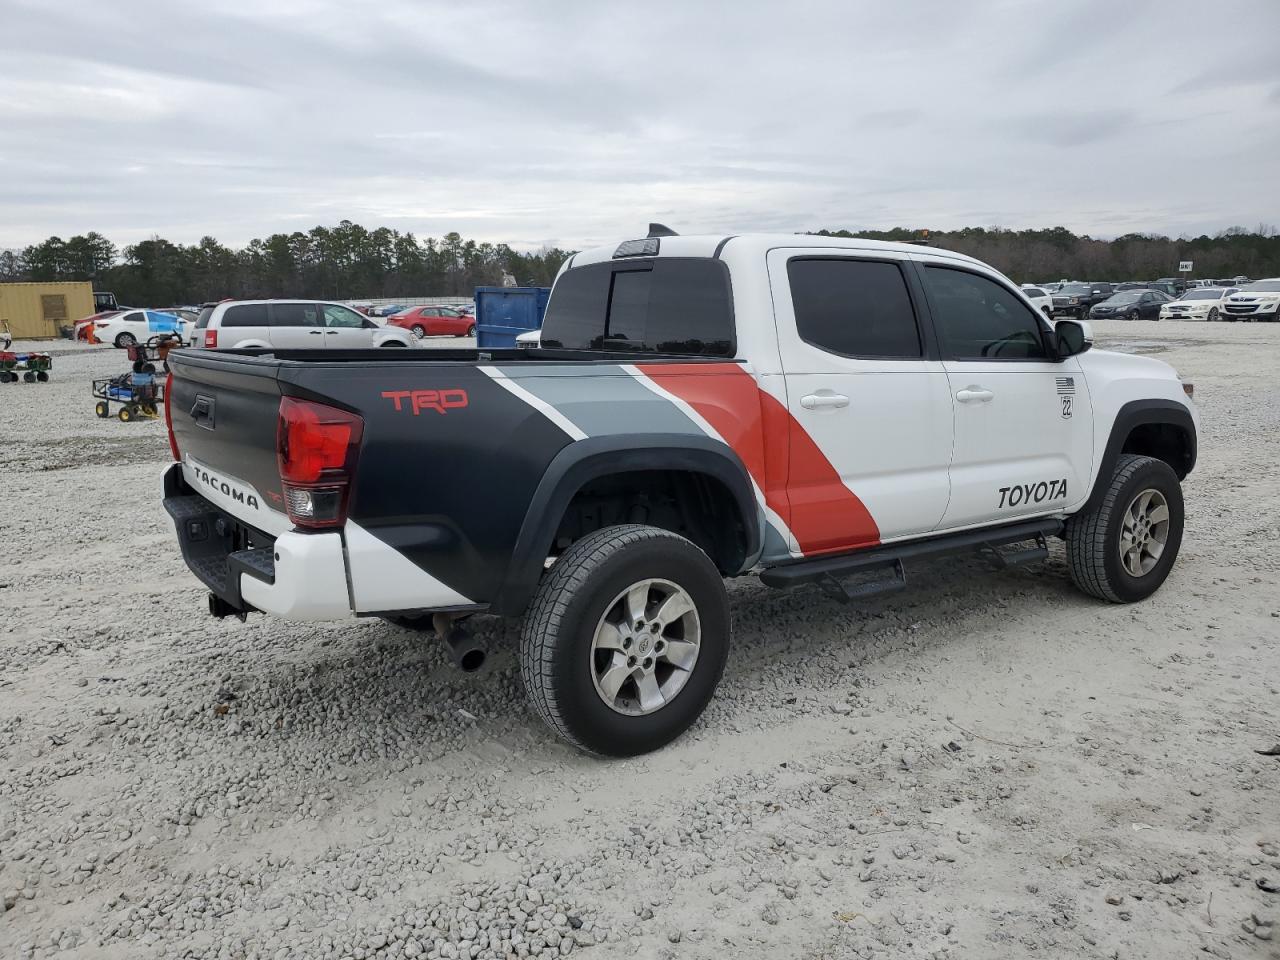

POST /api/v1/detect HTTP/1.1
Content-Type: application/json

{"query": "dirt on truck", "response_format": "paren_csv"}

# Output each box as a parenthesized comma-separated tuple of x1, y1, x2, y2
(162, 230, 1199, 756)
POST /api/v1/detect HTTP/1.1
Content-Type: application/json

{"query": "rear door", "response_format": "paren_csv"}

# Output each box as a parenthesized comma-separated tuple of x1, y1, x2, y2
(217, 303, 274, 348)
(915, 259, 1093, 529)
(768, 249, 952, 553)
(321, 303, 376, 348)
(268, 302, 324, 348)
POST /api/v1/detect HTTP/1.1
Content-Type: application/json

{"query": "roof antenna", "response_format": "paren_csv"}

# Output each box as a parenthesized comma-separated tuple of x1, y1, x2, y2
(647, 223, 678, 238)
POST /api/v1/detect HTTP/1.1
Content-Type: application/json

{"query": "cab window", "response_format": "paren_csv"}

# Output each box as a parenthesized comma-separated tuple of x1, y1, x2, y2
(923, 267, 1049, 360)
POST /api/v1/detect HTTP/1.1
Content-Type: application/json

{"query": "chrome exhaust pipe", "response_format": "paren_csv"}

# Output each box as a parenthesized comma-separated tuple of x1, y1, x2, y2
(433, 613, 486, 672)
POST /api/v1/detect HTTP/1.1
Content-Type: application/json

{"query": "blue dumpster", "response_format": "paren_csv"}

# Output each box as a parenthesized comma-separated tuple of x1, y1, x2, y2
(475, 286, 550, 349)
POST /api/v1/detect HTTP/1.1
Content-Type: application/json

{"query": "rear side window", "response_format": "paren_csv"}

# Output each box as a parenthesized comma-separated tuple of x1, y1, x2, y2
(1023, 287, 1045, 298)
(272, 303, 322, 327)
(221, 304, 269, 328)
(194, 306, 214, 329)
(787, 258, 922, 359)
(540, 259, 734, 356)
(923, 267, 1048, 361)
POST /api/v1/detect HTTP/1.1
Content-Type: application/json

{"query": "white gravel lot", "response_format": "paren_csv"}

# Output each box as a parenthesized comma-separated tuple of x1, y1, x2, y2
(1, 323, 1278, 960)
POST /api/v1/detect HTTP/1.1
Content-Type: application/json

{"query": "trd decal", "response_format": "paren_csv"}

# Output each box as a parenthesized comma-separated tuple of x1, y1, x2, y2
(998, 479, 1067, 509)
(381, 389, 469, 415)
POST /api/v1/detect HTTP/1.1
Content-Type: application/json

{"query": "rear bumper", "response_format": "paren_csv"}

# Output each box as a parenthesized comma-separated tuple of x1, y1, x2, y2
(163, 463, 353, 621)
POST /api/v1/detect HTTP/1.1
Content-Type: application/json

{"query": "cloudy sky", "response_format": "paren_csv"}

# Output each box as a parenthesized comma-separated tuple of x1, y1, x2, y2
(2, 0, 1278, 251)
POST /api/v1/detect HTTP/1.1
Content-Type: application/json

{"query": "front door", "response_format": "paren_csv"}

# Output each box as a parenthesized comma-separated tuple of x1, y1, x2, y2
(321, 303, 375, 348)
(913, 260, 1094, 529)
(768, 249, 953, 556)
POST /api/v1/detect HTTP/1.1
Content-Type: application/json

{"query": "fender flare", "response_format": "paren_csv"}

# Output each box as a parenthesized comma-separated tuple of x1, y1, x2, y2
(491, 434, 762, 616)
(1083, 399, 1197, 513)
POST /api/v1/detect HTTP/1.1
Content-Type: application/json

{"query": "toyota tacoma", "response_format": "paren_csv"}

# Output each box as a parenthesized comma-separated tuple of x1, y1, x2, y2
(162, 229, 1199, 756)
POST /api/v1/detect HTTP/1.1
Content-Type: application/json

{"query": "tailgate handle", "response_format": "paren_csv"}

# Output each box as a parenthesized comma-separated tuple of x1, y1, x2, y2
(191, 395, 215, 429)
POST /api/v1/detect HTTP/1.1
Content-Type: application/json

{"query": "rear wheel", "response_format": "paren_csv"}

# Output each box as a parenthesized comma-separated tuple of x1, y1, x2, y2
(1065, 454, 1183, 603)
(118, 405, 134, 422)
(520, 525, 730, 756)
(381, 340, 406, 347)
(411, 325, 426, 339)
(114, 332, 136, 348)
(36, 371, 49, 382)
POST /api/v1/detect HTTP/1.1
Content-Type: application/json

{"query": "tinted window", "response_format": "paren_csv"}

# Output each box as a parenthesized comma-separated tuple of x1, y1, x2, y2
(195, 306, 215, 329)
(1059, 284, 1091, 295)
(221, 304, 269, 328)
(540, 259, 734, 356)
(787, 258, 921, 358)
(323, 304, 366, 328)
(1022, 287, 1046, 298)
(272, 303, 322, 327)
(923, 267, 1048, 360)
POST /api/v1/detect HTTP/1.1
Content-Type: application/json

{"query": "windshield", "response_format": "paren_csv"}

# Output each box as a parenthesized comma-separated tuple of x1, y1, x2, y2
(1108, 292, 1143, 304)
(1060, 284, 1091, 295)
(1179, 289, 1222, 300)
(1242, 280, 1280, 292)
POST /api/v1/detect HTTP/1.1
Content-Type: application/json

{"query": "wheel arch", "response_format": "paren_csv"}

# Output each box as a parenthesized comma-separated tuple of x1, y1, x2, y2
(492, 434, 761, 616)
(1082, 400, 1196, 514)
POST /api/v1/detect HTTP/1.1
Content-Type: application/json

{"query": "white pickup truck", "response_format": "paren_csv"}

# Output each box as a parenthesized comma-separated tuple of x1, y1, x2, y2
(163, 228, 1199, 756)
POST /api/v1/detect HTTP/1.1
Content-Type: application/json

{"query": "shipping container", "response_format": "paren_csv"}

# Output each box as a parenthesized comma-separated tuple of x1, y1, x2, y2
(0, 282, 96, 340)
(474, 286, 551, 349)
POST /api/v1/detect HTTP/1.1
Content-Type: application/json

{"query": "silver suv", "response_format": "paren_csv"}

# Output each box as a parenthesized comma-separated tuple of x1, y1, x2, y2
(193, 300, 416, 350)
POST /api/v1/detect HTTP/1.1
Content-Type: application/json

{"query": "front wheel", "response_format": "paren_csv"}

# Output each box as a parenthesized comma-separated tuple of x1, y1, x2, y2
(520, 525, 730, 756)
(114, 332, 137, 348)
(466, 324, 476, 338)
(1207, 307, 1219, 322)
(1065, 454, 1184, 603)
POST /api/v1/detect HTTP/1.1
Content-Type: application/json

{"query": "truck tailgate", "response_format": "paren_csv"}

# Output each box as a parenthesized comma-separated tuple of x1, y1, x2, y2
(167, 350, 289, 534)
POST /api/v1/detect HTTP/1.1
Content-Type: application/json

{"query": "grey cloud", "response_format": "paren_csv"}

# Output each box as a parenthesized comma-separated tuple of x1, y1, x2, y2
(0, 0, 1278, 249)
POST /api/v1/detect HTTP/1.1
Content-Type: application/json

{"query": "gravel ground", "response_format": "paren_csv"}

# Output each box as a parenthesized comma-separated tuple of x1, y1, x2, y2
(1, 324, 1278, 960)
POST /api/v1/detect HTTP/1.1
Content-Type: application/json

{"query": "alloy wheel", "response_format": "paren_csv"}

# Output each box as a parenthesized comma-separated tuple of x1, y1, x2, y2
(1119, 488, 1170, 577)
(589, 578, 701, 716)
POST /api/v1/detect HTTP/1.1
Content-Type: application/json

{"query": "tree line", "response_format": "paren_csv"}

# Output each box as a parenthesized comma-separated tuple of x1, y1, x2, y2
(3, 221, 1278, 308)
(813, 225, 1280, 283)
(0, 221, 572, 307)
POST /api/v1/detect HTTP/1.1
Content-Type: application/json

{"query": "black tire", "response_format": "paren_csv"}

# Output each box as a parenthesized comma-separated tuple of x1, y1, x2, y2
(520, 524, 730, 757)
(118, 405, 133, 422)
(1207, 307, 1219, 322)
(411, 325, 426, 339)
(94, 401, 109, 419)
(36, 371, 48, 382)
(1127, 309, 1141, 322)
(466, 325, 476, 338)
(23, 371, 35, 383)
(1065, 454, 1184, 603)
(381, 340, 406, 347)
(114, 332, 136, 348)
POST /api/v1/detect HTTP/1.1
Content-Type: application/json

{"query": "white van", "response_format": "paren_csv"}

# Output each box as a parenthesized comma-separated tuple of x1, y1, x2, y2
(193, 300, 416, 350)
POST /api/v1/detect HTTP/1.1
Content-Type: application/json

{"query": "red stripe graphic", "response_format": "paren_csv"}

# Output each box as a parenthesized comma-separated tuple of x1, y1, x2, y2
(635, 363, 879, 556)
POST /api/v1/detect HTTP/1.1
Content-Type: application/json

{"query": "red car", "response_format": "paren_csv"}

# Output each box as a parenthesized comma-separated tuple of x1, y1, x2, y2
(386, 305, 476, 339)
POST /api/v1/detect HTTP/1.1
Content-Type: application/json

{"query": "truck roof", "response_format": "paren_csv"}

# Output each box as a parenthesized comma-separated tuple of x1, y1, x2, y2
(568, 233, 987, 270)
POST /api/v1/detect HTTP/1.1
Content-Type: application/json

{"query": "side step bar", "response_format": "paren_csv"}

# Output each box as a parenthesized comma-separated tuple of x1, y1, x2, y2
(759, 518, 1063, 602)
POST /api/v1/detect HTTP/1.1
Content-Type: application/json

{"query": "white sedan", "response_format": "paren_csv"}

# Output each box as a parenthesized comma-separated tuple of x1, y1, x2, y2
(1020, 285, 1054, 317)
(93, 309, 189, 348)
(1159, 287, 1238, 322)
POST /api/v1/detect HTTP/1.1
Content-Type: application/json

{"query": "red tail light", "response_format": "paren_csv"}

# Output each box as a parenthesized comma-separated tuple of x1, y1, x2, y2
(164, 372, 180, 461)
(204, 329, 218, 348)
(276, 396, 363, 529)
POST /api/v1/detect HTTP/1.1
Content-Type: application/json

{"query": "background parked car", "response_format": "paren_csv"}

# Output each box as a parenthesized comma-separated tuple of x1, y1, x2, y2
(1089, 289, 1172, 321)
(1222, 279, 1280, 321)
(1160, 287, 1238, 322)
(1019, 285, 1054, 316)
(1052, 282, 1112, 319)
(93, 309, 189, 347)
(368, 303, 406, 318)
(194, 300, 416, 349)
(387, 305, 476, 338)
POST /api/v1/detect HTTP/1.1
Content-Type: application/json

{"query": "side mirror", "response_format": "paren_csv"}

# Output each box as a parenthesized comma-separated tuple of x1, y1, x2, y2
(1054, 319, 1092, 357)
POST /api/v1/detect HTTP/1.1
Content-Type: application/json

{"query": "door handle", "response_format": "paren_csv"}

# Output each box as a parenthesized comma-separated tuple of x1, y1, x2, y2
(308, 329, 323, 335)
(955, 387, 994, 404)
(800, 393, 850, 410)
(324, 330, 339, 335)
